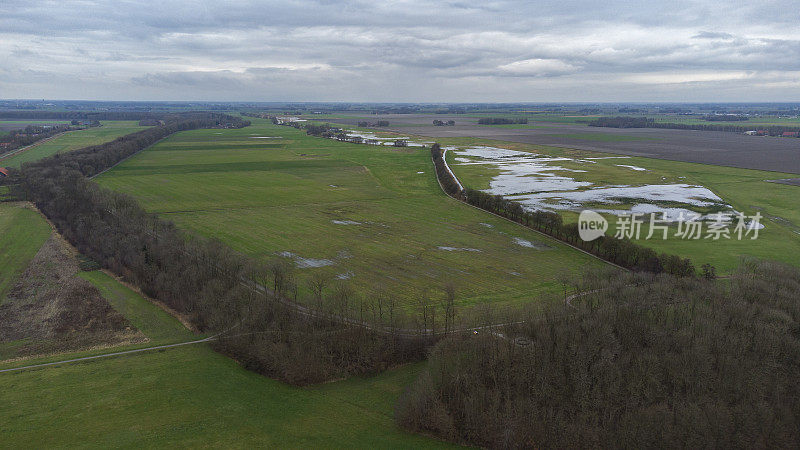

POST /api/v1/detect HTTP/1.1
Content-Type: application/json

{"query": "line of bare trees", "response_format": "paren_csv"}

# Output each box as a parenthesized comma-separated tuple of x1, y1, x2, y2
(430, 144, 463, 198)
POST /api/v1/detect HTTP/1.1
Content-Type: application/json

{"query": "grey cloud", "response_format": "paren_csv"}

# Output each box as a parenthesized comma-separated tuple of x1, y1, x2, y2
(2, 0, 800, 101)
(693, 31, 735, 40)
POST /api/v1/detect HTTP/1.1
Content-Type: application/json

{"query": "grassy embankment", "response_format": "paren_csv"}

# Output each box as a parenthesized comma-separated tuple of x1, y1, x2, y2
(0, 203, 52, 302)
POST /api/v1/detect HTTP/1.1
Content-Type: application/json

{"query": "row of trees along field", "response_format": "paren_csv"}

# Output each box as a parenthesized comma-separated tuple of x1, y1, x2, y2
(396, 260, 800, 448)
(357, 120, 390, 127)
(477, 117, 528, 125)
(589, 116, 800, 136)
(0, 123, 88, 154)
(0, 110, 159, 121)
(431, 144, 700, 277)
(6, 113, 460, 385)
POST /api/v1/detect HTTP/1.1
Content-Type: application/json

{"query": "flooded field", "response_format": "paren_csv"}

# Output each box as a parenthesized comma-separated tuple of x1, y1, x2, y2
(339, 130, 430, 147)
(449, 145, 738, 222)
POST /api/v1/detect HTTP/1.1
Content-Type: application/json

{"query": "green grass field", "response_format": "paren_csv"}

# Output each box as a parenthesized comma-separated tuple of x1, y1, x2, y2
(95, 119, 604, 310)
(79, 271, 194, 344)
(0, 346, 448, 448)
(0, 121, 148, 168)
(445, 138, 800, 273)
(0, 268, 450, 448)
(0, 203, 52, 302)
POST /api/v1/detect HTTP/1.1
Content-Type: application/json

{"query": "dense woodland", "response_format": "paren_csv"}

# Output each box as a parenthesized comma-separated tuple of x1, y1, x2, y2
(397, 260, 800, 448)
(431, 145, 699, 276)
(589, 116, 800, 136)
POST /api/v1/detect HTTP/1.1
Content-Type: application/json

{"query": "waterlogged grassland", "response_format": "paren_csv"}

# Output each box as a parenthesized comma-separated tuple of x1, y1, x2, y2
(0, 121, 148, 168)
(0, 203, 52, 302)
(613, 159, 800, 272)
(445, 138, 800, 273)
(96, 119, 602, 310)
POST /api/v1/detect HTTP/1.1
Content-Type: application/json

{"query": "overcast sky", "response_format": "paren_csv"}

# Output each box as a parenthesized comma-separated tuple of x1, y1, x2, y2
(2, 1, 799, 102)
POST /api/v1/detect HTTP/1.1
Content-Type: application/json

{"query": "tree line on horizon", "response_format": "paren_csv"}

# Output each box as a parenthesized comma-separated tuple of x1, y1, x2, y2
(0, 110, 159, 121)
(589, 116, 800, 136)
(477, 117, 528, 125)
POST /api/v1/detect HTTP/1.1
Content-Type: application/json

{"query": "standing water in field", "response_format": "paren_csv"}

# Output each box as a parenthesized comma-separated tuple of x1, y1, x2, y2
(451, 146, 734, 221)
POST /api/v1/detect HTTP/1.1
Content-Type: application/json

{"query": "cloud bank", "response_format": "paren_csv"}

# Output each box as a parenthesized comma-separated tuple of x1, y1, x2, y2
(1, 0, 799, 101)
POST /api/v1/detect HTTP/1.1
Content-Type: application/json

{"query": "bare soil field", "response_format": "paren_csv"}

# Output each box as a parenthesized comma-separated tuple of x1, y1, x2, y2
(328, 114, 800, 174)
(0, 235, 144, 360)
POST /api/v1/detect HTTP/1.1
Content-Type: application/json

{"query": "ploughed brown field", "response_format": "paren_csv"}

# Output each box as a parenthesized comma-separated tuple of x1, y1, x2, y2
(329, 114, 800, 174)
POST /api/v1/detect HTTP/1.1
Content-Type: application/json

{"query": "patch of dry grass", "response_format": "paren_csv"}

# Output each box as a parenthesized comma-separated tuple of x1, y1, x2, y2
(0, 235, 145, 360)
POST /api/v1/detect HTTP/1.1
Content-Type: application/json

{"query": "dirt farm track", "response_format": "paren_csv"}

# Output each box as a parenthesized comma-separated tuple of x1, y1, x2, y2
(332, 114, 800, 174)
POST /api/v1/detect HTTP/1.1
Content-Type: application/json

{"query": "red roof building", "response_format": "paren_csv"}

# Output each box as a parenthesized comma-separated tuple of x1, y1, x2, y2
(0, 167, 8, 177)
(782, 131, 799, 137)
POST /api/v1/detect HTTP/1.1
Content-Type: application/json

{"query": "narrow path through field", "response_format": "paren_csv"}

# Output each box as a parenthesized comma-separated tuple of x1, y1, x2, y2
(0, 336, 215, 374)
